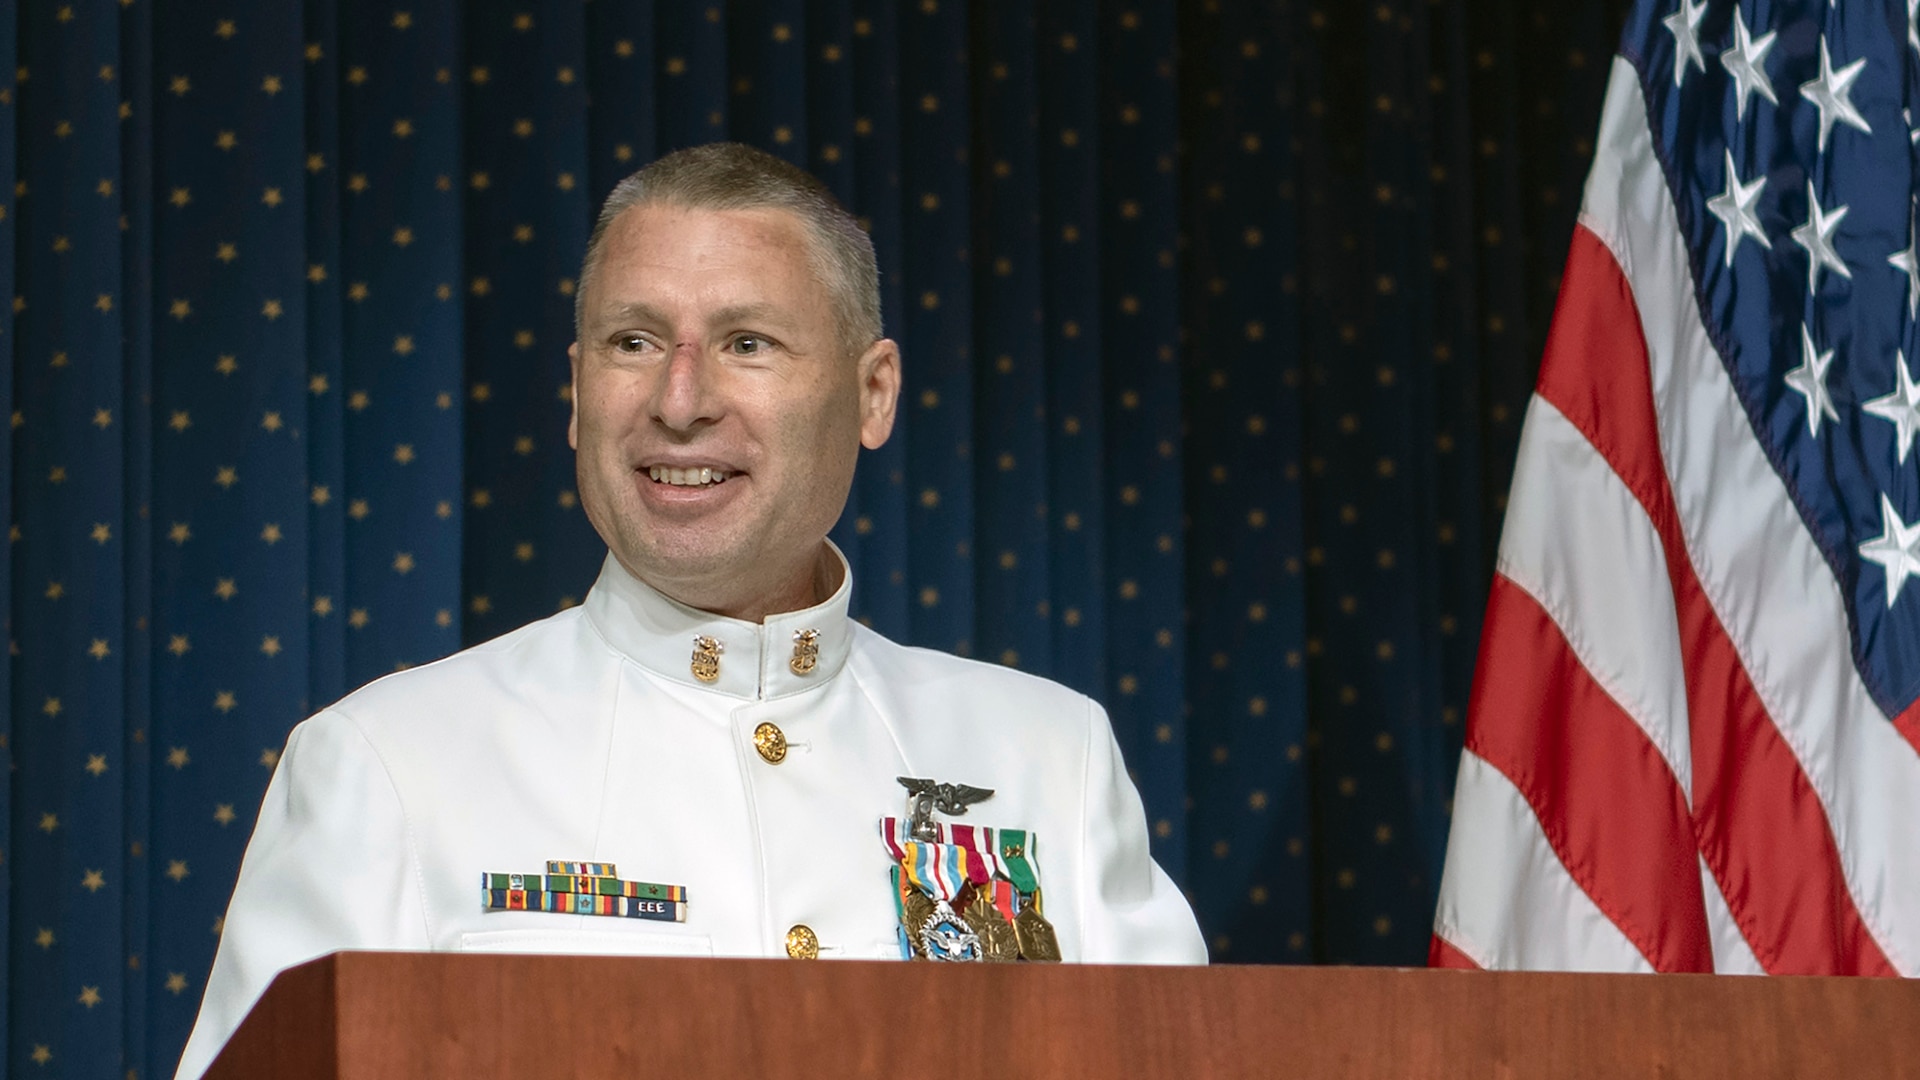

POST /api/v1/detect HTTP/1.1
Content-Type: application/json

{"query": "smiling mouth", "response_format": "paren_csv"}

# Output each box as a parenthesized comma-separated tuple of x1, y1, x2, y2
(647, 465, 735, 487)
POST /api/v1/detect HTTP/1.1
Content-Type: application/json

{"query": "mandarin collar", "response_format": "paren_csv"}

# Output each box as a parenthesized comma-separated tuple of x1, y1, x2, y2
(581, 542, 854, 701)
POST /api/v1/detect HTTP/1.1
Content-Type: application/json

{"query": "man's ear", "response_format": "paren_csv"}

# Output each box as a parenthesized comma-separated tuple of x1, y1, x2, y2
(857, 338, 901, 450)
(567, 341, 582, 450)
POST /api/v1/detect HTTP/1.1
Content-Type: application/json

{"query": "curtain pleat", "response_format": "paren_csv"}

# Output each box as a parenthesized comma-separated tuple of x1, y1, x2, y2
(972, 0, 1051, 685)
(304, 0, 346, 712)
(1178, 1, 1311, 959)
(118, 0, 153, 1070)
(1036, 1, 1105, 704)
(15, 3, 131, 1074)
(0, 10, 12, 1066)
(844, 0, 909, 640)
(1099, 3, 1188, 877)
(897, 1, 975, 657)
(461, 2, 599, 643)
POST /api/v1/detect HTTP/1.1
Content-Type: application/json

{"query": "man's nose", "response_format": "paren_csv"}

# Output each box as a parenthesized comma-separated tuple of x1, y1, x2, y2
(652, 343, 720, 432)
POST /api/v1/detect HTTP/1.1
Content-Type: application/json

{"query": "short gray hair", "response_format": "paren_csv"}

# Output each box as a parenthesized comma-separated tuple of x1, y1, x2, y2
(574, 142, 881, 354)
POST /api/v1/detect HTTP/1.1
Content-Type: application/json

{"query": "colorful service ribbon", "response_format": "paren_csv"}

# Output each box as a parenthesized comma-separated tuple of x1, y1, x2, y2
(998, 829, 1041, 896)
(483, 888, 685, 922)
(481, 863, 688, 922)
(482, 873, 684, 901)
(547, 860, 618, 876)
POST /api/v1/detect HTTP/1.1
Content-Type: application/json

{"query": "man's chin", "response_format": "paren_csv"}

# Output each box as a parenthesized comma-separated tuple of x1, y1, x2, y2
(616, 536, 752, 601)
(628, 543, 738, 583)
(611, 529, 837, 620)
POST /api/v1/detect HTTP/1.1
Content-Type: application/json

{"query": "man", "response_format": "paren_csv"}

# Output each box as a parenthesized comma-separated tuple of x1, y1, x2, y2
(176, 142, 1204, 1079)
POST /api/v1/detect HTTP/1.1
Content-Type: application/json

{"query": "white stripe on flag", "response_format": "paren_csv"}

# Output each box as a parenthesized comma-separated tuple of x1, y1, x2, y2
(1499, 396, 1692, 792)
(1699, 855, 1765, 975)
(1434, 750, 1653, 973)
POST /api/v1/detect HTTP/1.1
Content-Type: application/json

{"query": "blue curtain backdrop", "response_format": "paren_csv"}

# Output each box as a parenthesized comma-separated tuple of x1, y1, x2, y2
(2, 1, 1626, 1075)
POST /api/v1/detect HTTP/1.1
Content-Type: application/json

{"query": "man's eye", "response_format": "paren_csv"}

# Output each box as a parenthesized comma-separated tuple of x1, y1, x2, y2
(728, 335, 767, 356)
(613, 334, 648, 353)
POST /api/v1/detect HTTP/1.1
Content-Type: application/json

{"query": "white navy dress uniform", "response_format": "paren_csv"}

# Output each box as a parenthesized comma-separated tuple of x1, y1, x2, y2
(176, 544, 1206, 1078)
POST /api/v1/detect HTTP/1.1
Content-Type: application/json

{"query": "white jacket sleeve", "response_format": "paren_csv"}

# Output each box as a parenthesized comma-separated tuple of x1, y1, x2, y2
(1075, 700, 1209, 964)
(174, 709, 430, 1079)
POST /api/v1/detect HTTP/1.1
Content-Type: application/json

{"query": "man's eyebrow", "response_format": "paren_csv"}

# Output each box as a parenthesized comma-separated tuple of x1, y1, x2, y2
(707, 302, 785, 327)
(593, 301, 671, 329)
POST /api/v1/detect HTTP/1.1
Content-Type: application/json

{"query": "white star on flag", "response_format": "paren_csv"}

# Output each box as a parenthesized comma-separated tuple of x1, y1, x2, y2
(1865, 351, 1920, 465)
(1790, 181, 1851, 295)
(1785, 326, 1841, 438)
(1800, 36, 1872, 153)
(1860, 493, 1920, 608)
(1720, 8, 1779, 122)
(1892, 217, 1920, 319)
(1662, 0, 1708, 88)
(1705, 150, 1770, 268)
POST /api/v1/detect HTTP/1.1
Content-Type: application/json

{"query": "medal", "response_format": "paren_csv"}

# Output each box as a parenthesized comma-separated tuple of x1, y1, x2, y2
(883, 818, 929, 958)
(1012, 890, 1062, 962)
(999, 830, 1062, 962)
(902, 883, 937, 957)
(921, 900, 983, 961)
(901, 838, 983, 962)
(951, 826, 1019, 961)
(964, 887, 1021, 961)
(880, 806, 1057, 963)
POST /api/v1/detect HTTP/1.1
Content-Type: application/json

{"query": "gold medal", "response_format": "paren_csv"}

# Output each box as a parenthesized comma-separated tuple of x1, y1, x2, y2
(963, 890, 1021, 962)
(1013, 907, 1061, 962)
(901, 887, 936, 958)
(1013, 889, 1062, 962)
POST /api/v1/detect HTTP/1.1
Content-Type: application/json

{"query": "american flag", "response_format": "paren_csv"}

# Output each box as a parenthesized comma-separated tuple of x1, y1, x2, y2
(1432, 0, 1920, 975)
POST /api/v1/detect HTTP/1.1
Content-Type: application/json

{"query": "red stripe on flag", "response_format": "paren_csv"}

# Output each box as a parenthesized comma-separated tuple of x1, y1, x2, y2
(1532, 225, 1893, 976)
(1895, 699, 1920, 758)
(1470, 575, 1711, 972)
(1428, 934, 1479, 970)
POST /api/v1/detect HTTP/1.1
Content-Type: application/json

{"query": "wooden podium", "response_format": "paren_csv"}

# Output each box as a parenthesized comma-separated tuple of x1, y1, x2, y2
(208, 952, 1920, 1078)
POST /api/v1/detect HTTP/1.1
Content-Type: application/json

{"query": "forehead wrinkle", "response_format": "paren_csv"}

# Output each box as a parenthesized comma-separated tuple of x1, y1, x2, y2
(589, 299, 800, 338)
(582, 206, 829, 342)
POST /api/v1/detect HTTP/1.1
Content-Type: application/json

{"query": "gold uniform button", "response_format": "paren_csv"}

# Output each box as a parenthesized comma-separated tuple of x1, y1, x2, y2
(785, 924, 820, 959)
(753, 721, 788, 764)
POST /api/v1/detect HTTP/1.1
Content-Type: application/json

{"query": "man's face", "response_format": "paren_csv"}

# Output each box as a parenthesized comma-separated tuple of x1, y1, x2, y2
(569, 202, 898, 618)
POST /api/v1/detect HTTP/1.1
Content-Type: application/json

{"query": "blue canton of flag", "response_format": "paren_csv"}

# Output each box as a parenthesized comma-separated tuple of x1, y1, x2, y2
(1650, 2, 1920, 704)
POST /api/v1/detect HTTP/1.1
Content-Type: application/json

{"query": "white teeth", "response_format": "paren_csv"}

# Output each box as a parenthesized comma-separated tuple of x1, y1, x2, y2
(647, 465, 731, 487)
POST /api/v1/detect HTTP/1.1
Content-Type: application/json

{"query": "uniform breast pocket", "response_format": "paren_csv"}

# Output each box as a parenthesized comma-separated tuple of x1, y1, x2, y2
(457, 928, 714, 958)
(833, 933, 909, 961)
